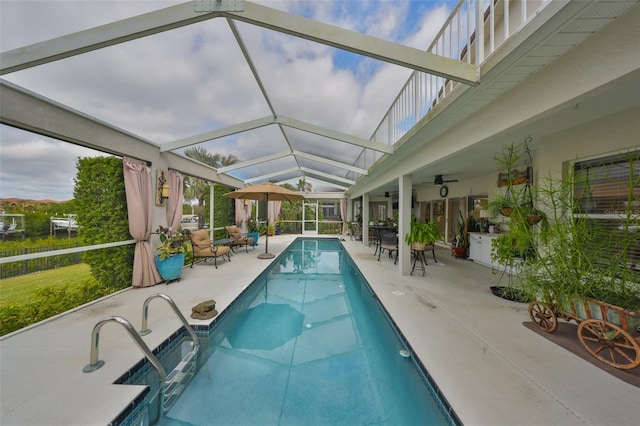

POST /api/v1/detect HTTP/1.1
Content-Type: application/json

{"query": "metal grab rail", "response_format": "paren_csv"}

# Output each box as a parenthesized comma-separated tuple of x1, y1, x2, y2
(138, 293, 199, 352)
(138, 293, 200, 415)
(82, 294, 198, 421)
(82, 316, 167, 418)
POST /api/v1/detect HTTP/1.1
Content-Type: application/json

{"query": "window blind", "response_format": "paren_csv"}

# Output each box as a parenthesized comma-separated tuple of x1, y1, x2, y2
(573, 151, 640, 272)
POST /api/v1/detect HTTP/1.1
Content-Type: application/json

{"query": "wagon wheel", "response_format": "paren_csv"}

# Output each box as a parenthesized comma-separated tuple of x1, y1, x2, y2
(577, 319, 640, 370)
(528, 300, 557, 332)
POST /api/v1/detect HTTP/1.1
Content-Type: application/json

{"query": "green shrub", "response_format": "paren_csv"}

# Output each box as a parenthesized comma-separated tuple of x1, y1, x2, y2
(0, 278, 112, 336)
(74, 157, 133, 291)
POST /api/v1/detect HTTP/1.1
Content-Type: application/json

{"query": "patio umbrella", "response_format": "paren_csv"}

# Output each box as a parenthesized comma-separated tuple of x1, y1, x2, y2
(224, 182, 305, 259)
(225, 302, 305, 350)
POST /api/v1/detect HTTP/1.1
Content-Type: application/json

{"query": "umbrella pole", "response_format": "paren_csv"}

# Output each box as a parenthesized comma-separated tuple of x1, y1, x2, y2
(258, 193, 275, 259)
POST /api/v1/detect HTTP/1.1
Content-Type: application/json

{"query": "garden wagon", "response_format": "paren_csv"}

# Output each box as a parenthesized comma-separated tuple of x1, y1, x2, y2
(529, 296, 640, 370)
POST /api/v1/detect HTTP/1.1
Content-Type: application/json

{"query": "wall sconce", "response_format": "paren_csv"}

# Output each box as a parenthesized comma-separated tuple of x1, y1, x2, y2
(156, 170, 170, 206)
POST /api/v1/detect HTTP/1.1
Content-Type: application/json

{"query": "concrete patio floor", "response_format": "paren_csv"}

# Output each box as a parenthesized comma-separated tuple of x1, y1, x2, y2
(1, 235, 638, 425)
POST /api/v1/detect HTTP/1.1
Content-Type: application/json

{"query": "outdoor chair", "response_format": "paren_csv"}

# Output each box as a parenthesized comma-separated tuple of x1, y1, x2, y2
(377, 230, 398, 264)
(186, 229, 231, 269)
(225, 225, 255, 253)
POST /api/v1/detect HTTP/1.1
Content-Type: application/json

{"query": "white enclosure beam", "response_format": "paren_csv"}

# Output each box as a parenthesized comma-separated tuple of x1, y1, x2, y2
(244, 167, 299, 183)
(300, 167, 355, 185)
(275, 116, 393, 154)
(293, 151, 368, 175)
(217, 151, 291, 172)
(2, 0, 478, 86)
(0, 2, 230, 75)
(161, 116, 275, 152)
(0, 80, 245, 188)
(225, 2, 479, 85)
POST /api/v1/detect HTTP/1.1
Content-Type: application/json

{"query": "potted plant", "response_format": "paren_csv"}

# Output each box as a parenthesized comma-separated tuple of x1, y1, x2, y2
(404, 217, 441, 250)
(247, 217, 259, 246)
(155, 226, 188, 281)
(451, 211, 468, 258)
(487, 195, 514, 218)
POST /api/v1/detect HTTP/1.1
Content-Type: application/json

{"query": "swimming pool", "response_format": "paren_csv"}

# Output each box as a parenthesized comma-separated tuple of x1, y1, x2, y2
(153, 238, 459, 425)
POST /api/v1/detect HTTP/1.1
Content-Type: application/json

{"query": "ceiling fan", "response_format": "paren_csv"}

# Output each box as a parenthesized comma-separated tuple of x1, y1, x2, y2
(433, 174, 458, 185)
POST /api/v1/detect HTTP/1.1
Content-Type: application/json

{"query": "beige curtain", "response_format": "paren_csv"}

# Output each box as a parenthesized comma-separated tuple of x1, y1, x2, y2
(235, 199, 245, 229)
(268, 201, 282, 225)
(123, 157, 162, 287)
(340, 198, 348, 234)
(166, 170, 183, 231)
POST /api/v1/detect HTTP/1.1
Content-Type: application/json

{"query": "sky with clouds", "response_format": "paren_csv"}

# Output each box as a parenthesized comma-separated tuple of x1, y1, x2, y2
(0, 0, 456, 201)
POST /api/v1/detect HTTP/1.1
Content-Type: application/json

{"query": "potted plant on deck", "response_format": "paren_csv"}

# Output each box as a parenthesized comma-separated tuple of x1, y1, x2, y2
(451, 211, 468, 258)
(404, 217, 442, 250)
(155, 226, 188, 282)
(247, 217, 260, 246)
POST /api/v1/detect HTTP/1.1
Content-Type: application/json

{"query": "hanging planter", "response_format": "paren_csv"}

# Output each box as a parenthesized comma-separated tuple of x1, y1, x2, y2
(526, 214, 543, 226)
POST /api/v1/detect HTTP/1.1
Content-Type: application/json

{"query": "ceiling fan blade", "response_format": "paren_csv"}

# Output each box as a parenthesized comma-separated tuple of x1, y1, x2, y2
(433, 175, 458, 185)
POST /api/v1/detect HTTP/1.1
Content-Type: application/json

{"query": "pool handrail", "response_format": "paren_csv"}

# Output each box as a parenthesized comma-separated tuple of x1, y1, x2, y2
(82, 315, 167, 418)
(138, 293, 200, 354)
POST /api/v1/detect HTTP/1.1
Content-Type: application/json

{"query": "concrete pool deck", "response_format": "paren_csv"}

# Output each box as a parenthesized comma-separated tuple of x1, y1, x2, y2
(1, 235, 638, 425)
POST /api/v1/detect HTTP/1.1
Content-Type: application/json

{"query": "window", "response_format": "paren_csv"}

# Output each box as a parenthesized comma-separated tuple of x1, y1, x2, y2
(573, 151, 640, 270)
(369, 202, 388, 224)
(321, 202, 339, 220)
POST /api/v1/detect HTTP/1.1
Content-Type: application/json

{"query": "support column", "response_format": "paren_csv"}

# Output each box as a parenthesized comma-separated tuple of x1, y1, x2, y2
(399, 174, 412, 275)
(362, 193, 370, 246)
(209, 185, 215, 239)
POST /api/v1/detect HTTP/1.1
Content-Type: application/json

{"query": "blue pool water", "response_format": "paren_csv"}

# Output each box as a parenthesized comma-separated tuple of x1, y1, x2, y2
(158, 238, 458, 425)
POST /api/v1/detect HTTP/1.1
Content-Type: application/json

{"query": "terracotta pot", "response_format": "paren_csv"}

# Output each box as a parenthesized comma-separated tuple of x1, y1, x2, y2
(526, 214, 542, 225)
(452, 246, 466, 258)
(499, 207, 513, 217)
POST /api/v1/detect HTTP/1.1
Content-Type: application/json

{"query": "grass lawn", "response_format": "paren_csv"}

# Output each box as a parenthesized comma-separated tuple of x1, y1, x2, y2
(0, 264, 94, 304)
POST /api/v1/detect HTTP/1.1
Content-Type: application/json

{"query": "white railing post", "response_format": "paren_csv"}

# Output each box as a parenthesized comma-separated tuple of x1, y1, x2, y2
(504, 0, 510, 40)
(476, 0, 484, 64)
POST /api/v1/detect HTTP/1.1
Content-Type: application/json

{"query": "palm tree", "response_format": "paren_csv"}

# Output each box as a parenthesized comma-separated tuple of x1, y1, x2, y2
(296, 178, 308, 192)
(184, 147, 240, 229)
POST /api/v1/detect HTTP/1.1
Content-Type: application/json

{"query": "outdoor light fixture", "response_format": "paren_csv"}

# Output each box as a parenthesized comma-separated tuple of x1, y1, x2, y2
(385, 192, 390, 198)
(156, 170, 170, 206)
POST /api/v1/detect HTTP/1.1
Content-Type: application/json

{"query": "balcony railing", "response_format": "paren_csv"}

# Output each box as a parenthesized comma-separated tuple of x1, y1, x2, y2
(348, 0, 551, 179)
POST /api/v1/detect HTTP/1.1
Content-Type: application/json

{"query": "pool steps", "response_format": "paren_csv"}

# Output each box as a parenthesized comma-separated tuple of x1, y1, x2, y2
(83, 293, 199, 420)
(163, 349, 197, 413)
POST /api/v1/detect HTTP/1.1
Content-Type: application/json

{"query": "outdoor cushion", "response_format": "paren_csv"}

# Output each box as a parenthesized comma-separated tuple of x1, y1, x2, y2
(188, 229, 231, 268)
(225, 225, 255, 252)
